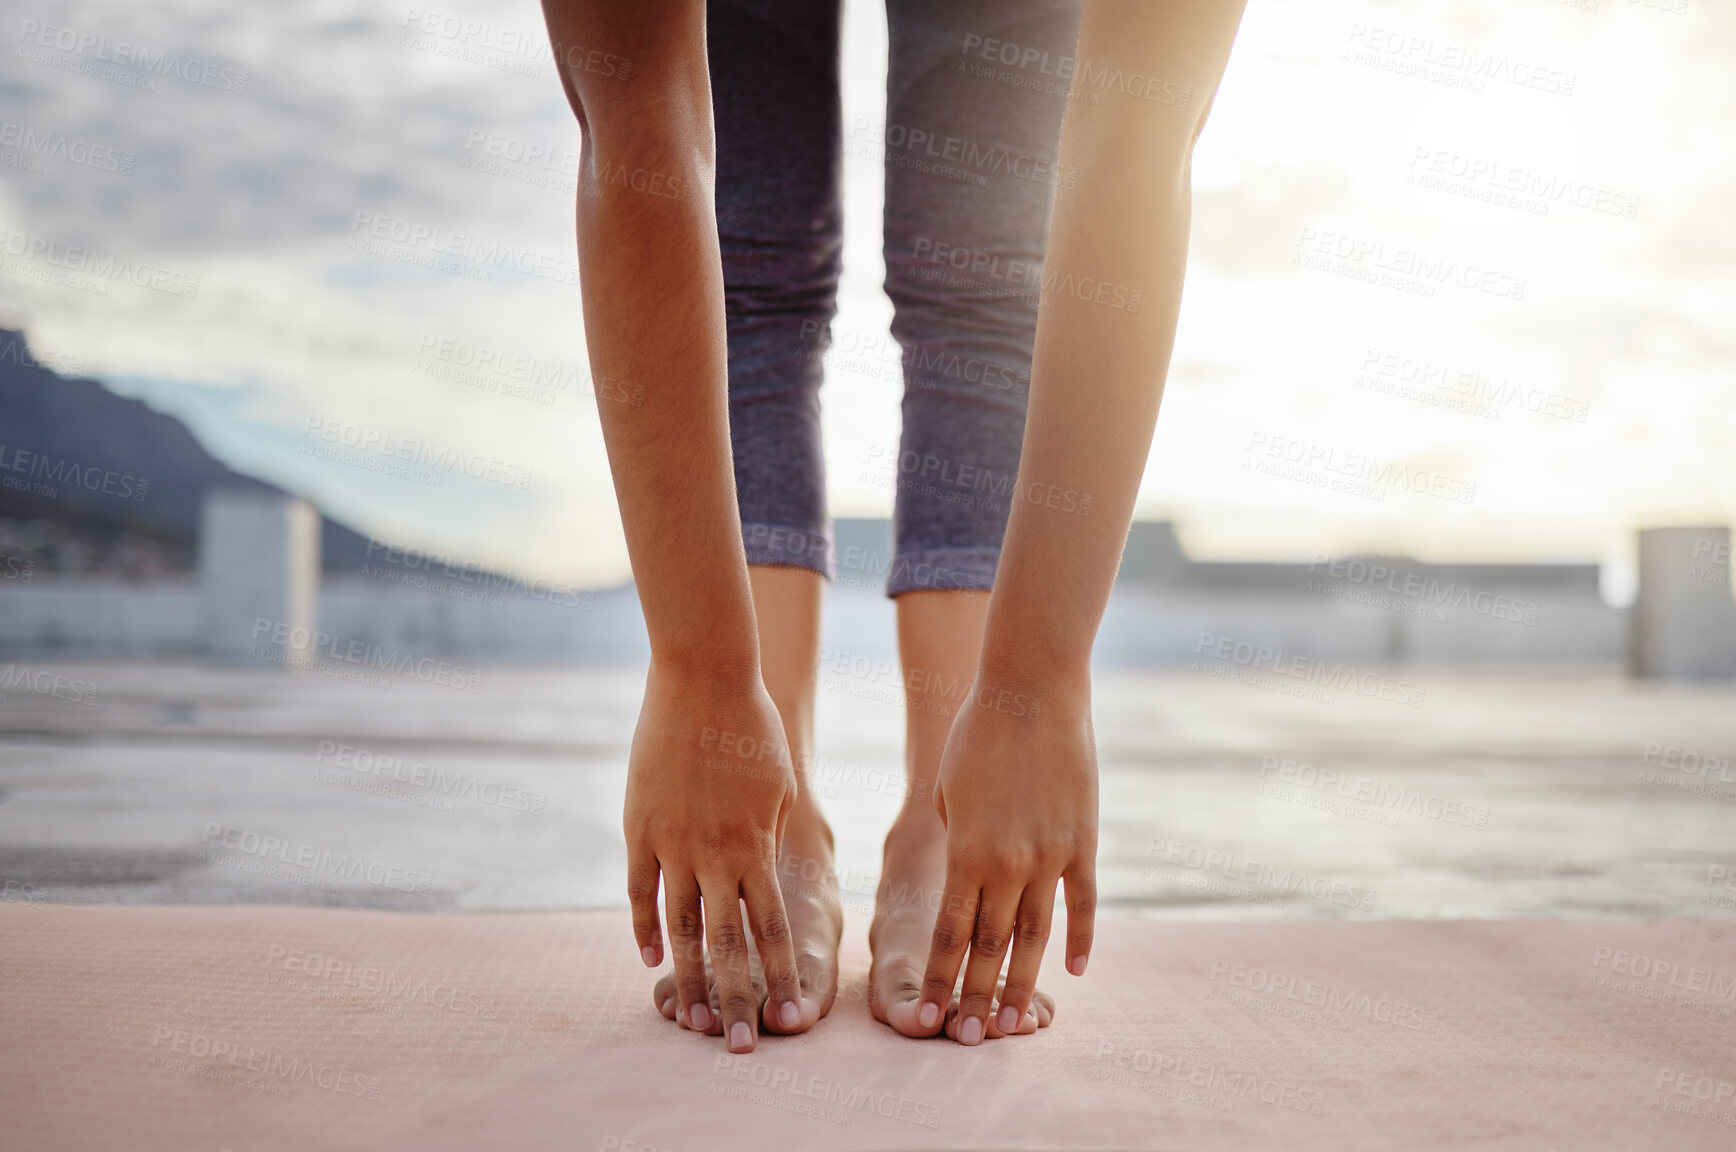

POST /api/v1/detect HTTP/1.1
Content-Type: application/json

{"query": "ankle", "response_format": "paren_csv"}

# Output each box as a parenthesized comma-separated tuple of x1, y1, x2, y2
(887, 802, 945, 848)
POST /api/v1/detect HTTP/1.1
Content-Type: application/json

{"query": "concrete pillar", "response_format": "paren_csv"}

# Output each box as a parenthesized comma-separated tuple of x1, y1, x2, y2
(1631, 526, 1736, 679)
(200, 490, 320, 667)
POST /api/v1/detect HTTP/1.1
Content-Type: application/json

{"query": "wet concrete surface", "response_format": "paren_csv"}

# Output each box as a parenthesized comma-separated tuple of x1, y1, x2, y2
(0, 657, 1732, 921)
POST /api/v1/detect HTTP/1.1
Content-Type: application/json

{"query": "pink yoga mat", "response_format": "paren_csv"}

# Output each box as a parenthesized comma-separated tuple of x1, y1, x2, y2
(2, 905, 1731, 1150)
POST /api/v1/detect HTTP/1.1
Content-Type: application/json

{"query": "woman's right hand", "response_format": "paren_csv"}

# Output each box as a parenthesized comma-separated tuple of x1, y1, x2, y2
(623, 660, 805, 1053)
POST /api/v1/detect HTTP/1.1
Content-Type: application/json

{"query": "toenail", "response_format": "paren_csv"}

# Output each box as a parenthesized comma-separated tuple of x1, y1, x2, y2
(689, 1003, 711, 1031)
(960, 1016, 983, 1045)
(778, 1000, 800, 1030)
(918, 1001, 940, 1030)
(730, 1021, 752, 1050)
(997, 1004, 1019, 1033)
(1069, 954, 1089, 976)
(641, 946, 657, 968)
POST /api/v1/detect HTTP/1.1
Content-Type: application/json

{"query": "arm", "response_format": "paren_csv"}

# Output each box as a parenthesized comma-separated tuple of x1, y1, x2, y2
(540, 0, 803, 1051)
(919, 0, 1247, 1039)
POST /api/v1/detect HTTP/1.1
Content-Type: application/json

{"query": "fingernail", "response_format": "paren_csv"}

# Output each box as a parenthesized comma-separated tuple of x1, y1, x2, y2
(779, 1000, 800, 1029)
(918, 1001, 940, 1030)
(689, 1003, 711, 1031)
(661, 996, 675, 1017)
(997, 1004, 1019, 1033)
(1069, 953, 1089, 976)
(730, 1021, 752, 1050)
(960, 1016, 983, 1045)
(640, 946, 657, 968)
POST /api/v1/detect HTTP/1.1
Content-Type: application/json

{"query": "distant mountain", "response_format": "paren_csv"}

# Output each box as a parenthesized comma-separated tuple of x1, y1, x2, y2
(0, 327, 373, 572)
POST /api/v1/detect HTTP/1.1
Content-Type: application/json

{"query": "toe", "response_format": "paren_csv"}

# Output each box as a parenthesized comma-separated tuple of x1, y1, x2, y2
(653, 973, 678, 1020)
(873, 960, 945, 1038)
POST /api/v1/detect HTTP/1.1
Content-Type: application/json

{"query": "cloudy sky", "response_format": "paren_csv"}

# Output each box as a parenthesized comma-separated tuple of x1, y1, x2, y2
(1, 0, 1731, 591)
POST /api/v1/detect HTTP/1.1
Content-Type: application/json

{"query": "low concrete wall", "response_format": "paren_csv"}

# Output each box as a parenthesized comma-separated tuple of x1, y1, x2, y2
(0, 581, 206, 656)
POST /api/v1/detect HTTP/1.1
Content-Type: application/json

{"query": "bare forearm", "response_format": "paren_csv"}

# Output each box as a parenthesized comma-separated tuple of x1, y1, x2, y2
(547, 0, 760, 681)
(979, 0, 1246, 686)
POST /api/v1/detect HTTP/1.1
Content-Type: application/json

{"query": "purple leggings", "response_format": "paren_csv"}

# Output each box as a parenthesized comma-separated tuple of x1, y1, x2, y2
(710, 0, 1080, 595)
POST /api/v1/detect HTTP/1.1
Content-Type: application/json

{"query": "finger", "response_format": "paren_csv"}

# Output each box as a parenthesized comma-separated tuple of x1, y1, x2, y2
(996, 879, 1056, 1034)
(975, 986, 1039, 1039)
(663, 870, 713, 1033)
(700, 875, 759, 1052)
(627, 846, 663, 968)
(1064, 860, 1096, 977)
(916, 873, 978, 1036)
(949, 993, 1037, 1040)
(954, 882, 1020, 1045)
(743, 865, 806, 1034)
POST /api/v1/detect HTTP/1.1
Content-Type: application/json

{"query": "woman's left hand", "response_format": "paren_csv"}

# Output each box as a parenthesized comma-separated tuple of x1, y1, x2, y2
(917, 672, 1099, 1044)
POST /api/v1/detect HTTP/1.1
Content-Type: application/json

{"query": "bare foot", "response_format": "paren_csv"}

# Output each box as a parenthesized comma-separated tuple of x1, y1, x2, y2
(868, 809, 1055, 1039)
(652, 791, 842, 1036)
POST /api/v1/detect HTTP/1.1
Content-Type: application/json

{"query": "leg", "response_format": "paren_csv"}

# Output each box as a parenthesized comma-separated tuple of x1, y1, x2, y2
(649, 0, 845, 1036)
(868, 0, 1080, 1038)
